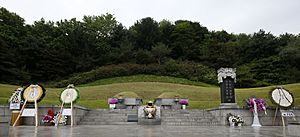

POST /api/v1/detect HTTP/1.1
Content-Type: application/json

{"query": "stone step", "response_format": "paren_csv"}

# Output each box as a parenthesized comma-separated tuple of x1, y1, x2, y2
(161, 109, 207, 113)
(81, 118, 128, 122)
(88, 109, 137, 112)
(161, 114, 213, 117)
(85, 114, 130, 117)
(161, 116, 215, 119)
(162, 119, 214, 122)
(85, 114, 128, 117)
(78, 109, 221, 126)
(161, 119, 217, 122)
(162, 122, 221, 126)
(162, 118, 215, 121)
(161, 112, 207, 115)
(84, 115, 127, 118)
(160, 110, 221, 126)
(87, 112, 137, 114)
(161, 110, 206, 113)
(161, 115, 214, 118)
(162, 117, 214, 120)
(87, 111, 137, 114)
(79, 121, 137, 125)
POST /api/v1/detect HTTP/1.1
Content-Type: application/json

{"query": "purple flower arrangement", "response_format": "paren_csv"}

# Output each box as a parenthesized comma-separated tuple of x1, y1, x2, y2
(108, 98, 118, 104)
(246, 97, 266, 112)
(179, 99, 188, 105)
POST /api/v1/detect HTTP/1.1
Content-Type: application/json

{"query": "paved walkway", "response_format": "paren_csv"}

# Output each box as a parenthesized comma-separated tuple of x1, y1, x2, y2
(7, 125, 300, 137)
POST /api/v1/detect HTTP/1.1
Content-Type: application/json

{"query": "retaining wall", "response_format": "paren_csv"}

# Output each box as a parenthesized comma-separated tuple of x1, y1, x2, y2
(208, 107, 300, 126)
(0, 105, 89, 126)
(1, 105, 299, 126)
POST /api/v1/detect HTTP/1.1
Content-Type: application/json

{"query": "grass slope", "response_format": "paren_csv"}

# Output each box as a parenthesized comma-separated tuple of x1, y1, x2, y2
(0, 75, 299, 109)
(79, 74, 214, 87)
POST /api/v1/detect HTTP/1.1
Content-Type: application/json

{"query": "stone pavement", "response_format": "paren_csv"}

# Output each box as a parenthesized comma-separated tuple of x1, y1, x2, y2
(7, 125, 300, 137)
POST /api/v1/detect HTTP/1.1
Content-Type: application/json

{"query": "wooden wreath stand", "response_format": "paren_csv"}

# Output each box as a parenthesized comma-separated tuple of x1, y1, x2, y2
(55, 93, 74, 127)
(13, 99, 39, 127)
(272, 106, 286, 127)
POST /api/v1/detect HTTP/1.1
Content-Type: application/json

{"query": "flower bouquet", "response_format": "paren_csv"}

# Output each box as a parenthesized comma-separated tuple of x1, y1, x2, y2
(245, 97, 267, 127)
(227, 113, 244, 126)
(179, 99, 188, 109)
(246, 97, 267, 115)
(42, 109, 54, 126)
(54, 113, 67, 126)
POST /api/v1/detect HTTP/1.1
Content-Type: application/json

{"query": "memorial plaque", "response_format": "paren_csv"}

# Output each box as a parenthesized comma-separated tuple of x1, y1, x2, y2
(220, 78, 235, 103)
(280, 110, 295, 117)
(62, 109, 72, 116)
(21, 109, 35, 117)
(9, 103, 20, 110)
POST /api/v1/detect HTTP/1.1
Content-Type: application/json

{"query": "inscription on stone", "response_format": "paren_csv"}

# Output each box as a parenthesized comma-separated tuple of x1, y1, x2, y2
(221, 78, 235, 103)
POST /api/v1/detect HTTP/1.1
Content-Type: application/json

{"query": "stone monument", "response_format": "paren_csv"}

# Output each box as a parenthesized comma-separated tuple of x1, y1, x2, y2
(217, 68, 238, 108)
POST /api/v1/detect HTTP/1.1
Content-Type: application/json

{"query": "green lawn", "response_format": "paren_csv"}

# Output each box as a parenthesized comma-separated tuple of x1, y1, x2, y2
(1, 75, 299, 109)
(78, 74, 215, 87)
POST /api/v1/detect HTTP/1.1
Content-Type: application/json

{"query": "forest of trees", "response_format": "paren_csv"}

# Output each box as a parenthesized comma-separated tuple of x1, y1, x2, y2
(1, 7, 300, 87)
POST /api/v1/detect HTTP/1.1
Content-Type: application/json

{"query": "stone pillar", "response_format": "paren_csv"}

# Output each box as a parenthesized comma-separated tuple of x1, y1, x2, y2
(217, 68, 238, 108)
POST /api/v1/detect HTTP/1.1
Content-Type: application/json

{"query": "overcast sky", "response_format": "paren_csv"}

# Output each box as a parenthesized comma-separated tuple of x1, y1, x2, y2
(1, 0, 300, 35)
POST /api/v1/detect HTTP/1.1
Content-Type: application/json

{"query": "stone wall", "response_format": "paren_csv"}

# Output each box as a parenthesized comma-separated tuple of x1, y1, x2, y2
(208, 107, 300, 126)
(1, 105, 299, 126)
(0, 106, 10, 124)
(0, 105, 89, 126)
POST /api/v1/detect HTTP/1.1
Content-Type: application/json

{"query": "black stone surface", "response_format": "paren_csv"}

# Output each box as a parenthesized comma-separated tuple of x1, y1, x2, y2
(220, 78, 235, 103)
(127, 115, 138, 122)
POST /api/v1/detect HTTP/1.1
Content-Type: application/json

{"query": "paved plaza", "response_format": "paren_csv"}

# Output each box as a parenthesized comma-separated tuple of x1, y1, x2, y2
(5, 125, 300, 137)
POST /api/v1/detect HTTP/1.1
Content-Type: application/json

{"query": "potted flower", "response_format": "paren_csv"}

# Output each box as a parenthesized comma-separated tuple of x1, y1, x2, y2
(42, 108, 54, 126)
(179, 99, 188, 109)
(108, 98, 118, 109)
(227, 113, 244, 126)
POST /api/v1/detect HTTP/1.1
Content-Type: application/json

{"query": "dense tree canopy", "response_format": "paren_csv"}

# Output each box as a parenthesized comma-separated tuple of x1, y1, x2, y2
(0, 7, 299, 87)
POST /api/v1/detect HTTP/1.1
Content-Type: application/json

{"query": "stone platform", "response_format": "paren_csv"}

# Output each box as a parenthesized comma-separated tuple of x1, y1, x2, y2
(8, 125, 300, 137)
(138, 118, 161, 125)
(1, 105, 300, 126)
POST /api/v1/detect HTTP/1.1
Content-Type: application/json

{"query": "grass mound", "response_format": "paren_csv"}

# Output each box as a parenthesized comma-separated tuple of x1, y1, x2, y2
(157, 92, 183, 98)
(79, 74, 214, 87)
(114, 92, 140, 98)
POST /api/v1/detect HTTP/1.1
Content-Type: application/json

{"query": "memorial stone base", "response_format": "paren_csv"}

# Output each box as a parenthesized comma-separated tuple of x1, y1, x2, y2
(219, 103, 238, 109)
